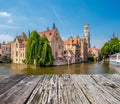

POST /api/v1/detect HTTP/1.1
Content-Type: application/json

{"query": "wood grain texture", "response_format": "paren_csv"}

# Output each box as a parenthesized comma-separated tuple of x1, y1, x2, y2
(0, 74, 120, 104)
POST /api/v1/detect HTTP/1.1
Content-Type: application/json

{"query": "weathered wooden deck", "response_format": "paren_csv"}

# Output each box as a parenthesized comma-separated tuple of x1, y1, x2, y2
(0, 74, 120, 104)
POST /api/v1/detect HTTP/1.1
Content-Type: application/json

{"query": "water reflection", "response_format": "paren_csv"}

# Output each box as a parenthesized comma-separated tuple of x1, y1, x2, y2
(0, 62, 119, 75)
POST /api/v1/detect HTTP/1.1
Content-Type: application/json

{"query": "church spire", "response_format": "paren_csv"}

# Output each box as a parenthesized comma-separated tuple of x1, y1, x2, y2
(53, 22, 56, 29)
(28, 29, 31, 37)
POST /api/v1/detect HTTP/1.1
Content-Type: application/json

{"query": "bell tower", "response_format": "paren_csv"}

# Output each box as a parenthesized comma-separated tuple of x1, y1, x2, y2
(84, 24, 90, 48)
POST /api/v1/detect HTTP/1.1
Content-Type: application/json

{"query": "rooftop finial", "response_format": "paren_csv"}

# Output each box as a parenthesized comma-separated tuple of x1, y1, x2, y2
(53, 22, 56, 29)
(28, 29, 31, 37)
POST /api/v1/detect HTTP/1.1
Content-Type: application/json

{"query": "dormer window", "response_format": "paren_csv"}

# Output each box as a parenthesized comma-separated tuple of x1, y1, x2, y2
(49, 33, 52, 36)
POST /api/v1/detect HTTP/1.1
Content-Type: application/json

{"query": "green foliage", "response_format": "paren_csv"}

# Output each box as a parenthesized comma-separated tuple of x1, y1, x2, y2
(26, 30, 53, 66)
(36, 37, 53, 66)
(88, 57, 94, 62)
(88, 57, 97, 62)
(9, 58, 13, 63)
(101, 36, 120, 58)
(22, 59, 27, 64)
(26, 30, 40, 64)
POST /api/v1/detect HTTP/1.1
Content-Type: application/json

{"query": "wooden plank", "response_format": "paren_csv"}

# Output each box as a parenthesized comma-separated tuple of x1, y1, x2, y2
(104, 74, 120, 86)
(0, 74, 120, 104)
(0, 75, 11, 80)
(0, 74, 27, 94)
(60, 75, 90, 104)
(27, 75, 90, 104)
(26, 75, 53, 104)
(72, 75, 120, 104)
(0, 75, 41, 104)
(91, 75, 120, 100)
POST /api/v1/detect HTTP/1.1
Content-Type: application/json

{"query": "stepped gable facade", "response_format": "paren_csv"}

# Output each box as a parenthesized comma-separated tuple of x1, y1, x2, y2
(39, 24, 64, 58)
(11, 33, 27, 64)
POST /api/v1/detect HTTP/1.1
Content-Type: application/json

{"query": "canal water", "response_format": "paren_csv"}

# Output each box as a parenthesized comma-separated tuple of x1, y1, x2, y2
(0, 62, 120, 75)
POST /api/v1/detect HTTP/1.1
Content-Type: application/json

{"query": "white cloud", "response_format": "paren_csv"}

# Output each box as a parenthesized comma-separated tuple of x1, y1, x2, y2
(0, 34, 14, 43)
(0, 25, 21, 29)
(7, 19, 13, 23)
(0, 12, 11, 17)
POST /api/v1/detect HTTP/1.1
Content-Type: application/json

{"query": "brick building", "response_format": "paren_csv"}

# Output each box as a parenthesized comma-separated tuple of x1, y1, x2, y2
(11, 33, 27, 64)
(0, 42, 11, 57)
(64, 36, 88, 63)
(39, 24, 64, 59)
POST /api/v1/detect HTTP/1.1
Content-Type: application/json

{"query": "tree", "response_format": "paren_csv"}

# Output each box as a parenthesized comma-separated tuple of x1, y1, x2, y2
(26, 30, 40, 64)
(26, 30, 53, 66)
(101, 36, 120, 58)
(36, 37, 53, 66)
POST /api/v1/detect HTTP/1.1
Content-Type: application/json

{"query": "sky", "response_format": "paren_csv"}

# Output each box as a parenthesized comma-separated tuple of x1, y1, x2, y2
(0, 0, 120, 48)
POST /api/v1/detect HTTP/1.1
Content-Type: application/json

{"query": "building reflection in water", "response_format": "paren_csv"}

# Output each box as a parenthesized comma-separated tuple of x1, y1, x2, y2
(0, 62, 119, 75)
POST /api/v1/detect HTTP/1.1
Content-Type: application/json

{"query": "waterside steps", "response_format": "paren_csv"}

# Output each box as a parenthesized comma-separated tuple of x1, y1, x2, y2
(0, 74, 120, 104)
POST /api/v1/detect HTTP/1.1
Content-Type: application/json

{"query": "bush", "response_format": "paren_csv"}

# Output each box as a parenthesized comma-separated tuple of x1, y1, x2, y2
(22, 59, 27, 64)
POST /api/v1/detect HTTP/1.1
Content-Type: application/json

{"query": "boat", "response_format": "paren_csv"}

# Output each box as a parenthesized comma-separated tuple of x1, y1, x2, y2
(109, 53, 120, 66)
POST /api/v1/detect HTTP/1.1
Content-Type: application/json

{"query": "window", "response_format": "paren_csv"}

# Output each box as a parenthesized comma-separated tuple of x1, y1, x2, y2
(20, 53, 22, 57)
(55, 51, 58, 57)
(16, 51, 18, 57)
(49, 33, 52, 36)
(16, 43, 18, 48)
(58, 45, 60, 49)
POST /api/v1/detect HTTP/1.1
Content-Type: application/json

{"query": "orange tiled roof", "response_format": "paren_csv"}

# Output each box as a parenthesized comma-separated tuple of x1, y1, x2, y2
(64, 37, 81, 45)
(39, 29, 57, 41)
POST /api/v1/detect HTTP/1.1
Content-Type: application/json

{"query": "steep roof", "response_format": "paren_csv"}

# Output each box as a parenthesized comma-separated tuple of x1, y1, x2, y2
(14, 33, 27, 42)
(39, 28, 57, 41)
(20, 41, 27, 48)
(64, 37, 81, 45)
(14, 33, 27, 48)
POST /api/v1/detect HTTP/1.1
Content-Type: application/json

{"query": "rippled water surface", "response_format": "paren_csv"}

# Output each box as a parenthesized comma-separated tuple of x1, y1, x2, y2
(0, 62, 119, 75)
